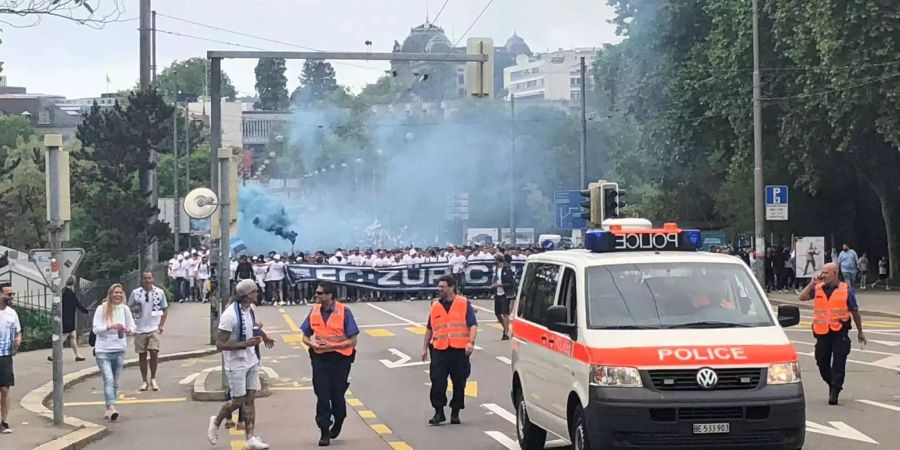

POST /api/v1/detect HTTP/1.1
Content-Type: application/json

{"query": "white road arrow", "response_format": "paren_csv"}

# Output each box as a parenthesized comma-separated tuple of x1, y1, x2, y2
(868, 339, 900, 347)
(806, 421, 878, 444)
(379, 348, 429, 369)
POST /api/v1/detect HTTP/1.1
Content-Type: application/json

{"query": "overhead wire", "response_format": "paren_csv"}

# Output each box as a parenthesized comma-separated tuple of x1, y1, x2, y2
(156, 13, 385, 73)
(451, 0, 493, 48)
(431, 0, 451, 25)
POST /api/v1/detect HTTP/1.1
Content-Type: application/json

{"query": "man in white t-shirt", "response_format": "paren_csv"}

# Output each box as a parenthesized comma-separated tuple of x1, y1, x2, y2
(189, 252, 202, 301)
(197, 255, 212, 302)
(448, 249, 468, 290)
(265, 255, 286, 306)
(348, 249, 364, 266)
(128, 272, 168, 391)
(207, 280, 274, 449)
(0, 282, 22, 434)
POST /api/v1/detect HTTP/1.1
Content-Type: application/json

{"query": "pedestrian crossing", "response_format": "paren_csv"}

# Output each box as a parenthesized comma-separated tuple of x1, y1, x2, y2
(480, 403, 570, 449)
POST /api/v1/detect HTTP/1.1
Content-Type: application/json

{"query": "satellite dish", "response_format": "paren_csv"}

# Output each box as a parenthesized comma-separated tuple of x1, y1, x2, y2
(183, 188, 219, 219)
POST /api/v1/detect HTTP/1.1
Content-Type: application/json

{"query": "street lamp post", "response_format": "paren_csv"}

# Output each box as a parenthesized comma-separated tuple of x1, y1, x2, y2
(751, 0, 766, 283)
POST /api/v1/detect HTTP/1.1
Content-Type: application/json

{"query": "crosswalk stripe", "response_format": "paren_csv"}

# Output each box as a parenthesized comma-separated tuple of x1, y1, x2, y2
(365, 328, 395, 337)
(857, 399, 900, 412)
(482, 403, 516, 424)
(497, 356, 512, 365)
(485, 431, 518, 450)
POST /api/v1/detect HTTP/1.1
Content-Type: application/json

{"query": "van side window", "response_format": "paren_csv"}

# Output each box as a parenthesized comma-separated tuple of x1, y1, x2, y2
(519, 263, 561, 325)
(558, 267, 577, 324)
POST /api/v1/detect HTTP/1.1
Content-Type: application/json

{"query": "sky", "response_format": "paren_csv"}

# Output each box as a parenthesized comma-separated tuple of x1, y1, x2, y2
(0, 0, 621, 99)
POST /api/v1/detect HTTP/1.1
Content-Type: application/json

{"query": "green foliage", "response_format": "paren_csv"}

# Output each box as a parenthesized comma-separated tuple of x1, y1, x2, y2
(291, 60, 338, 105)
(0, 115, 33, 151)
(254, 58, 290, 111)
(596, 0, 900, 277)
(157, 57, 237, 101)
(73, 89, 174, 279)
(17, 308, 52, 352)
(0, 137, 48, 249)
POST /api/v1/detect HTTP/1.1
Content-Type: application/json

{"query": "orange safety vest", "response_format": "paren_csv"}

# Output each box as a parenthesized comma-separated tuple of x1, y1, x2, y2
(310, 301, 354, 356)
(430, 295, 471, 351)
(812, 282, 851, 336)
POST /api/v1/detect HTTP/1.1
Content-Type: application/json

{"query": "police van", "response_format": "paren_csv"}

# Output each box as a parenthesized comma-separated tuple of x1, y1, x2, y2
(510, 221, 805, 450)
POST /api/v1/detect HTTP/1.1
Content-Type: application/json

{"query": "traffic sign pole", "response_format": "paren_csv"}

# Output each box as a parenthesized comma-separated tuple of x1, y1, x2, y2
(44, 135, 66, 426)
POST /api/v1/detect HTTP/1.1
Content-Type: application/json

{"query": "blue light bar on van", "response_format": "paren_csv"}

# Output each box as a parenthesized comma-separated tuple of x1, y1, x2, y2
(585, 224, 702, 253)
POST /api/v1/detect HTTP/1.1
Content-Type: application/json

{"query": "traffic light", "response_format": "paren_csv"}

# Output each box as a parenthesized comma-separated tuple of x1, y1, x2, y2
(601, 182, 621, 221)
(580, 182, 603, 228)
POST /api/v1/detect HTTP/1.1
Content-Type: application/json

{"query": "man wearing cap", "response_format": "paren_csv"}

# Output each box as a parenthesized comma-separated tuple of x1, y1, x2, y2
(265, 254, 286, 306)
(207, 279, 274, 449)
(300, 281, 359, 446)
(491, 254, 516, 340)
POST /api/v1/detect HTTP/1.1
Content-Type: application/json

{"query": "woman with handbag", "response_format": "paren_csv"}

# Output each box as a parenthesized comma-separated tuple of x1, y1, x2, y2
(91, 284, 135, 421)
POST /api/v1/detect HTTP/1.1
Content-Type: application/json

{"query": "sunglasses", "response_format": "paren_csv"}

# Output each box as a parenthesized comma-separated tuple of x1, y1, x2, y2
(314, 291, 327, 296)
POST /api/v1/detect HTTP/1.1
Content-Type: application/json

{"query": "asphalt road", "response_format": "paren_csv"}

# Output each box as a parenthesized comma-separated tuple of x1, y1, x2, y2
(67, 300, 900, 449)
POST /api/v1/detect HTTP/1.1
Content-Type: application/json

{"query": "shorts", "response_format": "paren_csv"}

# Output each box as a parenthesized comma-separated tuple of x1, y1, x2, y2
(225, 364, 260, 398)
(0, 356, 14, 387)
(134, 331, 161, 353)
(879, 273, 888, 280)
(494, 295, 511, 316)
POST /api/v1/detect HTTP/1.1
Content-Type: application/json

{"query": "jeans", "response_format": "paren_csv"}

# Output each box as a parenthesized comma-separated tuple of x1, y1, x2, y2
(95, 351, 125, 406)
(841, 271, 858, 289)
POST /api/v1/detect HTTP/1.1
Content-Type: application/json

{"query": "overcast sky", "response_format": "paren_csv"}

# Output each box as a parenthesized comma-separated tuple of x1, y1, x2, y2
(1, 0, 620, 99)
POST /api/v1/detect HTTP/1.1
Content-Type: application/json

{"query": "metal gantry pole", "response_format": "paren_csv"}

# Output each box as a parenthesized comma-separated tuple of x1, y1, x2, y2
(217, 147, 231, 389)
(173, 94, 180, 253)
(510, 93, 517, 245)
(45, 135, 65, 426)
(580, 56, 588, 189)
(752, 0, 766, 283)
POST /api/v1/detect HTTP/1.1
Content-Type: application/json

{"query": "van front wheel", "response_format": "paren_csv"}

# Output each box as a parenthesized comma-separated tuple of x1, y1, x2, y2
(571, 404, 592, 450)
(516, 389, 546, 450)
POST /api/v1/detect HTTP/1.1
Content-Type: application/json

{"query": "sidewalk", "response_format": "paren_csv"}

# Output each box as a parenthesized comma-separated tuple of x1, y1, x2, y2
(2, 302, 217, 450)
(768, 288, 900, 318)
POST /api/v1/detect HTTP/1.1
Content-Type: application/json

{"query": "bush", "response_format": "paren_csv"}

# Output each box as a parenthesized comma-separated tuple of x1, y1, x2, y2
(17, 308, 53, 352)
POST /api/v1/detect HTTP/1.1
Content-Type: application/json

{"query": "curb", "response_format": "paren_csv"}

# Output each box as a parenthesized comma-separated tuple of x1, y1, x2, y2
(23, 347, 218, 450)
(191, 365, 273, 401)
(769, 298, 900, 320)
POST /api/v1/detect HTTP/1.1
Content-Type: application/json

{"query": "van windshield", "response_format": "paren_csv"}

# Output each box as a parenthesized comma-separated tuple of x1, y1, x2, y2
(585, 262, 774, 329)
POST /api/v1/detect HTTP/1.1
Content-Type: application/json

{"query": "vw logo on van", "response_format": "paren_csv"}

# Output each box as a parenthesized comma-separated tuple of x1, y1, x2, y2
(696, 368, 719, 389)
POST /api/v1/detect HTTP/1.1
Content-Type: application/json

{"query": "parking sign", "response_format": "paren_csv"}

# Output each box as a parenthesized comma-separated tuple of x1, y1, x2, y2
(765, 185, 789, 221)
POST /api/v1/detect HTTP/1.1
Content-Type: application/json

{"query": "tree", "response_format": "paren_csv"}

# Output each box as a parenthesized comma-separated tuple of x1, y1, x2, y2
(157, 57, 237, 101)
(291, 59, 338, 105)
(0, 1, 124, 31)
(73, 89, 174, 279)
(0, 137, 48, 248)
(254, 58, 289, 111)
(0, 115, 33, 171)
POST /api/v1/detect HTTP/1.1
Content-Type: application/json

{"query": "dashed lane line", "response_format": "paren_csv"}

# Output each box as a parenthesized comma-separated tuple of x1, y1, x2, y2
(65, 397, 186, 407)
(857, 399, 900, 412)
(496, 356, 511, 365)
(367, 303, 420, 325)
(485, 431, 518, 450)
(482, 403, 516, 423)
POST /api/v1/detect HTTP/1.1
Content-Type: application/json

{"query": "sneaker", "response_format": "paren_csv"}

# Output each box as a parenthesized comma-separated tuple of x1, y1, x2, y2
(207, 415, 219, 445)
(245, 436, 270, 450)
(139, 381, 149, 391)
(1, 421, 11, 433)
(150, 379, 160, 391)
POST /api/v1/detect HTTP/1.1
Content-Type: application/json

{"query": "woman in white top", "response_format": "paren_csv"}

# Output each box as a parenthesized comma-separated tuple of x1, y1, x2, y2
(92, 283, 135, 421)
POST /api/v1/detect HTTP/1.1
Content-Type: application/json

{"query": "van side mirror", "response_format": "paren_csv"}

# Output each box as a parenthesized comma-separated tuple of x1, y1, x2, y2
(546, 305, 577, 340)
(777, 305, 800, 328)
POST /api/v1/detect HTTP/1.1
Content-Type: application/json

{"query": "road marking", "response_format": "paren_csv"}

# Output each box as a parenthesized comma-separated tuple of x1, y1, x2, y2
(365, 328, 395, 337)
(230, 441, 245, 450)
(367, 303, 420, 325)
(389, 442, 413, 450)
(380, 348, 429, 368)
(278, 308, 285, 313)
(868, 339, 900, 347)
(792, 340, 897, 356)
(282, 314, 301, 332)
(347, 398, 363, 407)
(360, 322, 425, 328)
(806, 420, 878, 444)
(269, 386, 313, 391)
(482, 403, 516, 424)
(179, 373, 199, 385)
(65, 397, 186, 407)
(873, 355, 900, 368)
(358, 410, 376, 419)
(857, 399, 900, 412)
(260, 366, 279, 379)
(489, 323, 504, 330)
(371, 424, 392, 434)
(497, 356, 511, 365)
(406, 326, 427, 335)
(484, 431, 518, 450)
(797, 351, 900, 370)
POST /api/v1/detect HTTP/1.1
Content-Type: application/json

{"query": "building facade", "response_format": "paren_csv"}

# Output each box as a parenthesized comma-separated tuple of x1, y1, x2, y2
(503, 48, 597, 103)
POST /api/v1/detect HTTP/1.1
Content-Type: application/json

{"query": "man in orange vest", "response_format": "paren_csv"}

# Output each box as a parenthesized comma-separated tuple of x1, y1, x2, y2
(301, 281, 359, 447)
(421, 275, 478, 425)
(799, 262, 866, 405)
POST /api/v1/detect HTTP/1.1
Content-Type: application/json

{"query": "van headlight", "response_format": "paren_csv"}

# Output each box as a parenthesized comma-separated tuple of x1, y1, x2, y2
(590, 365, 643, 387)
(767, 362, 801, 384)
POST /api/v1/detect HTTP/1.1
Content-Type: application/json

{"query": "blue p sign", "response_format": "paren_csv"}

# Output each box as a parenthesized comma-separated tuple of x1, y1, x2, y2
(766, 185, 789, 205)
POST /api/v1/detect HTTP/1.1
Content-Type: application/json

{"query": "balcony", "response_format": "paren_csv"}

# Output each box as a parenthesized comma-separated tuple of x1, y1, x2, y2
(242, 112, 292, 146)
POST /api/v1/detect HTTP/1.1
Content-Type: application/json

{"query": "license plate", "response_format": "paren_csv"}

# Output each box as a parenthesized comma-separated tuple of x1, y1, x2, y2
(692, 423, 730, 434)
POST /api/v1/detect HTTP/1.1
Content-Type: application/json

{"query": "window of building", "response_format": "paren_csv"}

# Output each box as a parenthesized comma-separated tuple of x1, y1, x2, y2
(458, 74, 465, 84)
(38, 110, 51, 125)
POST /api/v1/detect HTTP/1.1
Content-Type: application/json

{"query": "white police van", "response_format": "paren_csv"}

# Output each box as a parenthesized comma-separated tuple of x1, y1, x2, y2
(510, 221, 804, 450)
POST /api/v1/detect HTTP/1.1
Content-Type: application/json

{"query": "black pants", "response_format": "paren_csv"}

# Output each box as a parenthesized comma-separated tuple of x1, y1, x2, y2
(429, 348, 471, 410)
(814, 330, 851, 391)
(310, 353, 352, 430)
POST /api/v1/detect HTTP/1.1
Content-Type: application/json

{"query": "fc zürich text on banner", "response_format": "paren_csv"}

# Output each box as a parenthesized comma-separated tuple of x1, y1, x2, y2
(285, 262, 524, 292)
